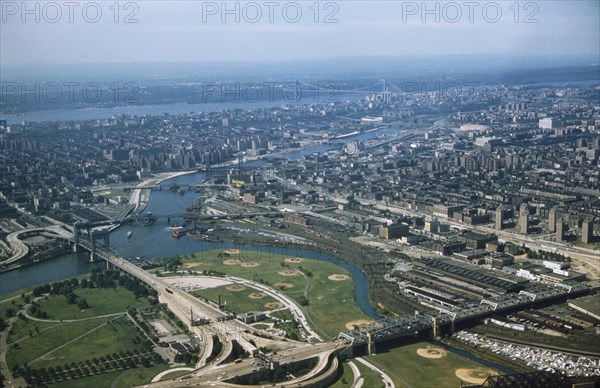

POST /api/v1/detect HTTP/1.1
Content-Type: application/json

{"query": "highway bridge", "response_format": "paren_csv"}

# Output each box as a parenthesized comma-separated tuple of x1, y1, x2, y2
(5, 220, 595, 387)
(338, 282, 591, 354)
(68, 210, 284, 257)
(98, 183, 230, 191)
(74, 210, 283, 229)
(45, 229, 351, 387)
(73, 237, 347, 376)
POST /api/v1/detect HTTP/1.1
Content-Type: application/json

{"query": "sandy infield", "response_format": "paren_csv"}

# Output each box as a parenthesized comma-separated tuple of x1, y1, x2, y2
(248, 293, 266, 299)
(455, 368, 499, 384)
(241, 261, 261, 268)
(223, 259, 241, 265)
(182, 262, 202, 269)
(345, 319, 373, 330)
(416, 345, 448, 359)
(278, 270, 299, 277)
(224, 249, 240, 254)
(273, 282, 294, 289)
(284, 257, 304, 263)
(328, 274, 350, 281)
(264, 302, 284, 310)
(226, 285, 246, 292)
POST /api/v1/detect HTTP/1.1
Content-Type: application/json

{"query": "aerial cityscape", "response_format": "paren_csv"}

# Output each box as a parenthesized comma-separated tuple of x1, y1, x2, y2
(0, 1, 599, 387)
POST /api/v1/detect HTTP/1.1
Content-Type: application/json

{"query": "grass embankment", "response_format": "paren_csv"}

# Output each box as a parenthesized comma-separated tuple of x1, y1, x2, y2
(354, 360, 386, 388)
(329, 361, 355, 388)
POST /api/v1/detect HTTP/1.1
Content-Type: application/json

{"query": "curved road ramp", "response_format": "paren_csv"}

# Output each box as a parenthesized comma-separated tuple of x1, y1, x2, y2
(144, 344, 348, 387)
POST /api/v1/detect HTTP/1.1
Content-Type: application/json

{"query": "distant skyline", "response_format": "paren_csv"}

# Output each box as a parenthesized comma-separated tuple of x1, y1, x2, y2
(1, 1, 598, 66)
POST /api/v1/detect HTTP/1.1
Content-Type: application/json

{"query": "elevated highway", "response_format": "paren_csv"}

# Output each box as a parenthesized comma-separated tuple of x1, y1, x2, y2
(3, 225, 73, 266)
(146, 342, 347, 388)
(72, 238, 350, 387)
(339, 282, 591, 351)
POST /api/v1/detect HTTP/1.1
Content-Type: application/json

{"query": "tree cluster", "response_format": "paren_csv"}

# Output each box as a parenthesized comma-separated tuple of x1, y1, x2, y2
(13, 349, 165, 385)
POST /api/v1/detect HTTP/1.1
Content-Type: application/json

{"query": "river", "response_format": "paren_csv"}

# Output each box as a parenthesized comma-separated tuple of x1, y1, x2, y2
(0, 169, 381, 319)
(0, 128, 391, 322)
(2, 93, 362, 124)
(0, 252, 102, 295)
(0, 114, 441, 313)
(108, 168, 383, 320)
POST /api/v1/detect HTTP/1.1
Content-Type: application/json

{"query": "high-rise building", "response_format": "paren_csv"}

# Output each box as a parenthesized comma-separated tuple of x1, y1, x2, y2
(582, 219, 594, 244)
(548, 207, 557, 233)
(495, 207, 505, 230)
(556, 221, 565, 242)
(519, 204, 529, 234)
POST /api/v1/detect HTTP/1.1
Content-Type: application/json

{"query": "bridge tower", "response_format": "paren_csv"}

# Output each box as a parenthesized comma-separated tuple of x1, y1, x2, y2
(73, 222, 80, 252)
(89, 229, 97, 263)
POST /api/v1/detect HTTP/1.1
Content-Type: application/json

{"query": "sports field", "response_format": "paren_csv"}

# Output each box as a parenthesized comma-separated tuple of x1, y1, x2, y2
(180, 249, 371, 337)
(364, 341, 501, 387)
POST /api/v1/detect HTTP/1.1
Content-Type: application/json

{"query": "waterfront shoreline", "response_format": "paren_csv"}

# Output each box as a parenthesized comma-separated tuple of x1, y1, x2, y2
(129, 170, 198, 214)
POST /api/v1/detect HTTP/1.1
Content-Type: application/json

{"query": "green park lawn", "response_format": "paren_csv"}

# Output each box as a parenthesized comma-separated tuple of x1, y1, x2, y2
(32, 287, 151, 320)
(7, 318, 59, 344)
(365, 341, 502, 388)
(29, 316, 147, 369)
(7, 317, 109, 369)
(0, 297, 26, 320)
(48, 369, 125, 388)
(194, 285, 279, 314)
(45, 365, 171, 388)
(179, 249, 370, 337)
(355, 360, 387, 388)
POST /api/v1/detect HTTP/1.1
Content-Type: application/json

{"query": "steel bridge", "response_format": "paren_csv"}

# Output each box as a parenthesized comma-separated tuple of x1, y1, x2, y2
(338, 282, 590, 354)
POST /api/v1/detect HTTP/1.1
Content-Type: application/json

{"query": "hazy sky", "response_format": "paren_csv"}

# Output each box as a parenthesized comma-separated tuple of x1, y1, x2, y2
(1, 0, 599, 65)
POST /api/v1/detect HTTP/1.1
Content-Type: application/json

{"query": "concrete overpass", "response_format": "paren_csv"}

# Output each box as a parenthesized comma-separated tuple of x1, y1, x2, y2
(69, 236, 352, 387)
(144, 342, 348, 388)
(3, 225, 74, 266)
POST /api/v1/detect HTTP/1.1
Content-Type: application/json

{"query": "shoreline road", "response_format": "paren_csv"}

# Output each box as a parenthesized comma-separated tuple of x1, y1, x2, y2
(356, 357, 395, 388)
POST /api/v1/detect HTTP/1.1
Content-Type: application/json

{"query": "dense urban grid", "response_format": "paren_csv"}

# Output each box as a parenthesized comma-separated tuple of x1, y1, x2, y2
(1, 79, 599, 387)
